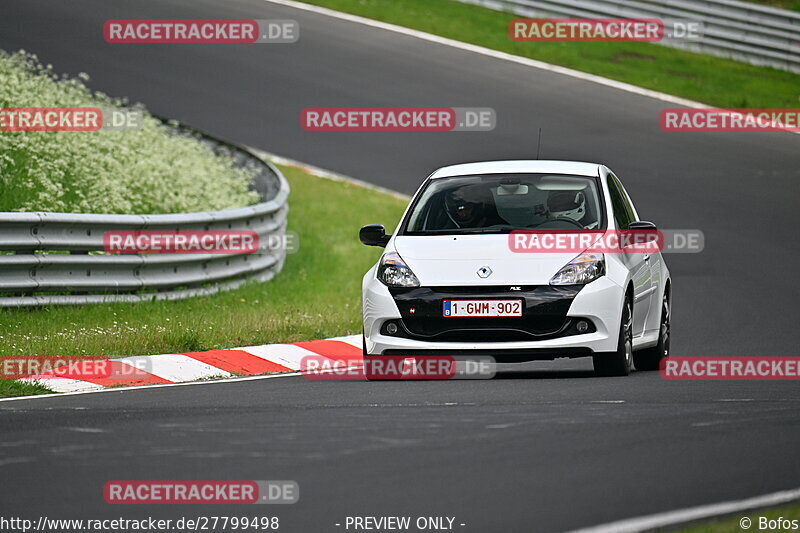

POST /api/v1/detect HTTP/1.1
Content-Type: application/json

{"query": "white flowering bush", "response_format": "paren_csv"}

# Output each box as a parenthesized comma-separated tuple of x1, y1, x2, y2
(0, 50, 259, 214)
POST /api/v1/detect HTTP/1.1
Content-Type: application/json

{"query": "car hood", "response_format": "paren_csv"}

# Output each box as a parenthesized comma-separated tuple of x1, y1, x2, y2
(392, 235, 579, 286)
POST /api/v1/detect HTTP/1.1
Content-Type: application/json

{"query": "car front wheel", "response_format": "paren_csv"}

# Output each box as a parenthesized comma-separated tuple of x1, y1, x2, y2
(593, 297, 633, 377)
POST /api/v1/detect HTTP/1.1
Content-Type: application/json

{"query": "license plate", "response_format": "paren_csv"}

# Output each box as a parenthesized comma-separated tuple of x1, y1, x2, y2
(443, 299, 523, 318)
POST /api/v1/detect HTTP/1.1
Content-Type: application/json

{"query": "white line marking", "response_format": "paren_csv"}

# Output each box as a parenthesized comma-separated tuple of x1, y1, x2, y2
(249, 147, 410, 200)
(263, 0, 800, 136)
(262, 0, 705, 108)
(691, 420, 724, 427)
(715, 398, 755, 402)
(568, 487, 800, 533)
(0, 457, 35, 467)
(0, 371, 303, 403)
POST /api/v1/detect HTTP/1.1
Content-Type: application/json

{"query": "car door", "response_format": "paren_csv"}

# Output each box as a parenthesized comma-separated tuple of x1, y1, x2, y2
(616, 176, 662, 338)
(607, 174, 652, 339)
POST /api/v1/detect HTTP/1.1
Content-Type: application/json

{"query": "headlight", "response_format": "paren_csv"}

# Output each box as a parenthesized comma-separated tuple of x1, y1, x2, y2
(377, 252, 420, 287)
(549, 253, 605, 285)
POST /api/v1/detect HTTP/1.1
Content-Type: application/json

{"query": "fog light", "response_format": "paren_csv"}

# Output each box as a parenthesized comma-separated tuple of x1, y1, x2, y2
(386, 322, 399, 335)
(576, 320, 589, 333)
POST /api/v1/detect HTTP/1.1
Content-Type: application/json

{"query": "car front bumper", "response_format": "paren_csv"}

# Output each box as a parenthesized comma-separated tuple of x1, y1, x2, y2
(363, 274, 625, 360)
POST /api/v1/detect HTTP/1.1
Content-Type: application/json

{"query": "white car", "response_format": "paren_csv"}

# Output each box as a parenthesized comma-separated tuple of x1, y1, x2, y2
(360, 160, 671, 376)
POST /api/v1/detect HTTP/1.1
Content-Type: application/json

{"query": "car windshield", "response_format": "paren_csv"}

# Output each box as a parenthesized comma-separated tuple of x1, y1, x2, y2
(403, 173, 604, 235)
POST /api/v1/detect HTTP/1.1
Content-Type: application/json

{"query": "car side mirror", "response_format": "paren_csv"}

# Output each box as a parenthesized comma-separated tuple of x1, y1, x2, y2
(359, 224, 391, 247)
(627, 220, 657, 230)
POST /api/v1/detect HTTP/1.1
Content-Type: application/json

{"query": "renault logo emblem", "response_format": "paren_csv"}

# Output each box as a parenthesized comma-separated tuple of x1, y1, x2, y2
(477, 265, 492, 278)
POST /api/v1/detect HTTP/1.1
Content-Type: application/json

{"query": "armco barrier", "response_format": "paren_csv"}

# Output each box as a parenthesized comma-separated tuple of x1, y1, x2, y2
(461, 0, 800, 73)
(0, 124, 290, 307)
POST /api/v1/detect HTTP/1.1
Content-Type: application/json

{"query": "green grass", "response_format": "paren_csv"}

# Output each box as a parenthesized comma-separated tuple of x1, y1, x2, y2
(746, 0, 800, 11)
(0, 379, 53, 398)
(300, 0, 800, 108)
(677, 503, 800, 532)
(0, 164, 406, 359)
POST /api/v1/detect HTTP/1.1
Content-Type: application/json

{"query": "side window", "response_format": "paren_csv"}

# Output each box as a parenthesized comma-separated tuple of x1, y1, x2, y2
(607, 175, 634, 229)
(613, 175, 638, 224)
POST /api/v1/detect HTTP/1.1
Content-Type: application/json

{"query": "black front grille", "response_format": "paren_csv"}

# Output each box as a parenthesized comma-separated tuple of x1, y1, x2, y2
(388, 285, 584, 342)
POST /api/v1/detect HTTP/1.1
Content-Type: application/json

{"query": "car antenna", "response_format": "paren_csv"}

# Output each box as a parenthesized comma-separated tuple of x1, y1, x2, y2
(536, 128, 542, 159)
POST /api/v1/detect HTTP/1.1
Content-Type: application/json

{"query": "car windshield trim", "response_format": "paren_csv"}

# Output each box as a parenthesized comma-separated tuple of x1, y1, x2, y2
(399, 173, 607, 236)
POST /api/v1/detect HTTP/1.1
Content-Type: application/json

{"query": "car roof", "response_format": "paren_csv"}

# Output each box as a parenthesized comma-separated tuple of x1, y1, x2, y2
(429, 160, 602, 179)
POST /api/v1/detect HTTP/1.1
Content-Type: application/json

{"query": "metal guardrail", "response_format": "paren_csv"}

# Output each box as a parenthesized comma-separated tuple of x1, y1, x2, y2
(0, 125, 290, 307)
(459, 0, 800, 73)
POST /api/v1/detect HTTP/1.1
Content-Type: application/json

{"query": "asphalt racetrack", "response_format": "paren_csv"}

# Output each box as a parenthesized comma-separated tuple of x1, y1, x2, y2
(1, 0, 799, 531)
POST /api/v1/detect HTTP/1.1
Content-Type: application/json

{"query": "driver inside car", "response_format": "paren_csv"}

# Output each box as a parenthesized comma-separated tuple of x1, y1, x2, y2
(546, 190, 592, 228)
(444, 184, 508, 228)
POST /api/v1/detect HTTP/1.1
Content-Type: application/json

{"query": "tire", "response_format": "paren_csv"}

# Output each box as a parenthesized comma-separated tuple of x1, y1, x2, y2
(593, 296, 633, 377)
(633, 290, 671, 371)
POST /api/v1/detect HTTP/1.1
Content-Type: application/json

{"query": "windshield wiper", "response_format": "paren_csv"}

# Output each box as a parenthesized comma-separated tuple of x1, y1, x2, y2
(453, 226, 515, 234)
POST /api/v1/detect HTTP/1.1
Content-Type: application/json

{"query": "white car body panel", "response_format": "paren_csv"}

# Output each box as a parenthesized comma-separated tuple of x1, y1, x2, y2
(393, 235, 577, 285)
